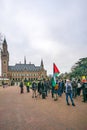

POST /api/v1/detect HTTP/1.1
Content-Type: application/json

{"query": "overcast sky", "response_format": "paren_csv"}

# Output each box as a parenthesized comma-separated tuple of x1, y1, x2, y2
(0, 0, 87, 75)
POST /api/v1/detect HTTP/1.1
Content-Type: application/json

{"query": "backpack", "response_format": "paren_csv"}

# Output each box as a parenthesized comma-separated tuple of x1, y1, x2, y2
(32, 82, 37, 90)
(67, 85, 72, 93)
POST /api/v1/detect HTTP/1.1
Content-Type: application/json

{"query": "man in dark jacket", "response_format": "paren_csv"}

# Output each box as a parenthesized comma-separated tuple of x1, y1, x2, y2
(32, 81, 37, 98)
(19, 81, 24, 94)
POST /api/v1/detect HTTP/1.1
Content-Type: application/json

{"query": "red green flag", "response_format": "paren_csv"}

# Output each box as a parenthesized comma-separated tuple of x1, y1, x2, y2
(53, 63, 60, 76)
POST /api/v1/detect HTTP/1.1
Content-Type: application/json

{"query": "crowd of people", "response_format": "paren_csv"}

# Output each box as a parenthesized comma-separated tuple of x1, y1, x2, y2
(19, 78, 87, 106)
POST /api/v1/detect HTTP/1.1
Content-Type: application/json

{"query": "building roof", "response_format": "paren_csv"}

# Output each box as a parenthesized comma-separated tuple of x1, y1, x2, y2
(8, 63, 42, 72)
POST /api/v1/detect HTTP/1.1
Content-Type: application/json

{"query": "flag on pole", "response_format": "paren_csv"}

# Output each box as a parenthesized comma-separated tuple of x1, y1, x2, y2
(53, 63, 60, 76)
(51, 63, 60, 88)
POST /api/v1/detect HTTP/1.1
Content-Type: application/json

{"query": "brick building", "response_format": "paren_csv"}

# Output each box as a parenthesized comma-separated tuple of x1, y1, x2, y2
(1, 38, 47, 82)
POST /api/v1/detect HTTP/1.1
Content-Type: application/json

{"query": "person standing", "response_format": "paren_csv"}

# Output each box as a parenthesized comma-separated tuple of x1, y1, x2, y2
(19, 81, 24, 94)
(54, 83, 58, 101)
(77, 80, 81, 96)
(32, 81, 37, 98)
(37, 81, 42, 97)
(65, 79, 75, 106)
(72, 80, 77, 98)
(51, 77, 55, 98)
(44, 80, 48, 97)
(26, 81, 30, 93)
(58, 80, 63, 97)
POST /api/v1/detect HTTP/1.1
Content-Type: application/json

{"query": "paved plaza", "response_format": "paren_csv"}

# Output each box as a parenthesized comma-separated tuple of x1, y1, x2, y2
(0, 86, 87, 130)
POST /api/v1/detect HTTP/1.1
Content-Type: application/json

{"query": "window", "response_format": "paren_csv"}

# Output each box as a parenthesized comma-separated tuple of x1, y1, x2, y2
(3, 61, 6, 64)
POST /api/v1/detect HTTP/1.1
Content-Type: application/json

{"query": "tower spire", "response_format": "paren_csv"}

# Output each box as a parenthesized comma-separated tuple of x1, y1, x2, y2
(3, 37, 7, 44)
(3, 37, 7, 52)
(24, 56, 26, 64)
(41, 59, 44, 68)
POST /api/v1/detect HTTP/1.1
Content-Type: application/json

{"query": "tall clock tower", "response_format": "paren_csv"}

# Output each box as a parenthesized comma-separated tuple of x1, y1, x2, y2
(1, 38, 9, 78)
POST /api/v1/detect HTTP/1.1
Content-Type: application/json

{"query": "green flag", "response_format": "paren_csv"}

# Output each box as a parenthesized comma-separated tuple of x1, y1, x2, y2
(52, 76, 56, 87)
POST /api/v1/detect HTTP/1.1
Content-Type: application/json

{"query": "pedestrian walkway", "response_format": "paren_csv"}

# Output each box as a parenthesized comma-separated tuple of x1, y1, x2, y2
(0, 86, 87, 130)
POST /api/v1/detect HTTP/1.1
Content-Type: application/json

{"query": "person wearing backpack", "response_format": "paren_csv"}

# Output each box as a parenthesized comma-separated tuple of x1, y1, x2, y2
(65, 79, 75, 106)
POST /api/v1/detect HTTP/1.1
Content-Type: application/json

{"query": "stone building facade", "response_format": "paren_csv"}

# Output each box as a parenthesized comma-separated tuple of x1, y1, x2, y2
(1, 39, 47, 82)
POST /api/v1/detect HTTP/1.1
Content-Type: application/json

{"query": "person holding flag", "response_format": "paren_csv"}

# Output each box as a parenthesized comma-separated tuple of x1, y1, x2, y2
(54, 82, 59, 101)
(51, 63, 60, 100)
(51, 76, 56, 98)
